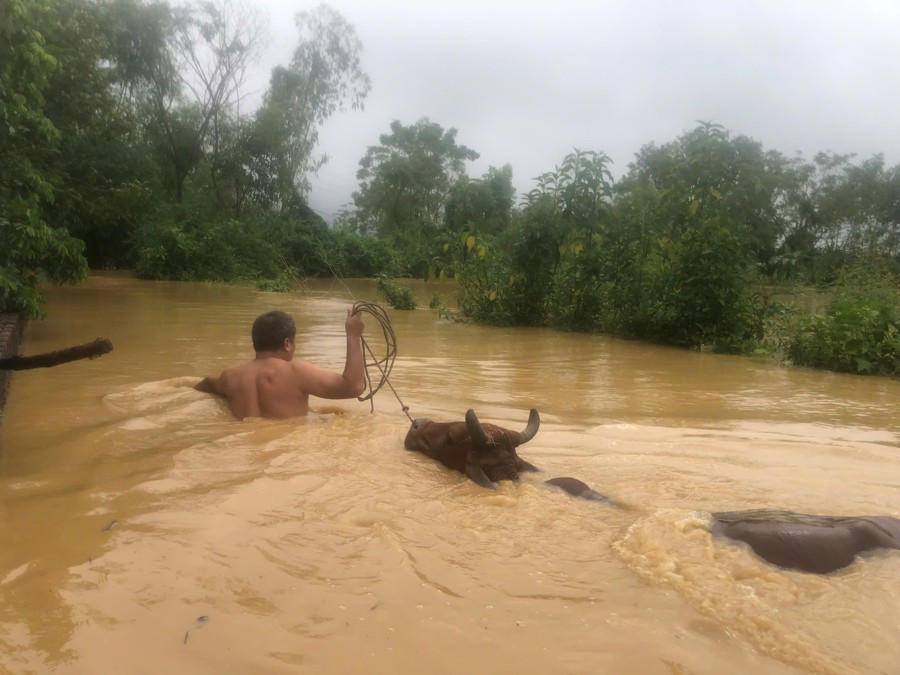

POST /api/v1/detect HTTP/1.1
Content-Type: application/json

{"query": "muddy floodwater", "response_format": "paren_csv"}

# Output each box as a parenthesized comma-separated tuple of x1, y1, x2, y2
(1, 273, 898, 675)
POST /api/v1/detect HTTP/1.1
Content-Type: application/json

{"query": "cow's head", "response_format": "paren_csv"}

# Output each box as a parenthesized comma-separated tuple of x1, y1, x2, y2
(404, 408, 541, 489)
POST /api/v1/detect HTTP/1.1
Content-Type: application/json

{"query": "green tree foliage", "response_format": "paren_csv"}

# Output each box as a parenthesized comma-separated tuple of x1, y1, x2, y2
(445, 165, 515, 235)
(351, 119, 479, 238)
(0, 0, 88, 318)
(459, 131, 771, 350)
(39, 0, 155, 269)
(119, 1, 373, 282)
(109, 0, 266, 204)
(455, 123, 896, 364)
(133, 202, 399, 285)
(376, 275, 417, 310)
(239, 4, 370, 212)
(787, 260, 899, 376)
(599, 124, 772, 349)
(459, 149, 613, 327)
(527, 148, 614, 240)
(779, 152, 900, 282)
(622, 122, 789, 264)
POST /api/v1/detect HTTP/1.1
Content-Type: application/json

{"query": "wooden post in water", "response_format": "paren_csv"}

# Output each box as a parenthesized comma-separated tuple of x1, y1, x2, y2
(0, 314, 25, 414)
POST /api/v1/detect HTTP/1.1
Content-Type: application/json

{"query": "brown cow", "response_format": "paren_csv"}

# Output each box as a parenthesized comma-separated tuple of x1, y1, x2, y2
(404, 408, 542, 488)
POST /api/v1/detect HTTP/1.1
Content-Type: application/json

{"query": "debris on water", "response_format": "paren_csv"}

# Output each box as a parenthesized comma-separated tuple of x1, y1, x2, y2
(183, 631, 189, 645)
(370, 601, 382, 611)
(197, 615, 209, 624)
(102, 519, 117, 532)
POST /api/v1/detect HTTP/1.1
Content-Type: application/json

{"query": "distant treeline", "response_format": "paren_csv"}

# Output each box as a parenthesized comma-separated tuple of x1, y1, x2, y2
(2, 0, 897, 376)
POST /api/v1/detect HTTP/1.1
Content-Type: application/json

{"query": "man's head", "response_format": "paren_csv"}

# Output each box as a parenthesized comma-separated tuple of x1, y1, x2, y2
(251, 311, 296, 355)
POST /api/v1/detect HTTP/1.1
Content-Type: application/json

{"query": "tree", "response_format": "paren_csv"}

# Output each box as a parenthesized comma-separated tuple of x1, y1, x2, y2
(351, 118, 479, 237)
(0, 0, 88, 318)
(622, 121, 789, 264)
(110, 0, 266, 203)
(605, 122, 776, 348)
(445, 164, 515, 235)
(37, 0, 156, 268)
(833, 155, 899, 259)
(240, 4, 370, 212)
(779, 152, 900, 280)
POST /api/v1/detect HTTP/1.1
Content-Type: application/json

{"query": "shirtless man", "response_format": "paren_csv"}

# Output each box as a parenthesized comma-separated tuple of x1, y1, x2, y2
(194, 309, 366, 419)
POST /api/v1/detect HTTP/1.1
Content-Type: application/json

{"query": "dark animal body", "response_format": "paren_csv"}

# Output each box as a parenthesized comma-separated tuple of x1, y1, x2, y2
(404, 408, 542, 489)
(547, 474, 900, 574)
(544, 477, 613, 505)
(710, 510, 900, 574)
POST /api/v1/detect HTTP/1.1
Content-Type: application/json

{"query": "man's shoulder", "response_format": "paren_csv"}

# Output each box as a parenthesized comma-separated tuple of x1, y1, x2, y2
(219, 360, 261, 383)
(244, 357, 302, 379)
(287, 358, 320, 376)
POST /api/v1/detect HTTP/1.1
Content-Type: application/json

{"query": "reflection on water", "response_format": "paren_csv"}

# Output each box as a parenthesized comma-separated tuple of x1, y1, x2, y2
(1, 273, 898, 674)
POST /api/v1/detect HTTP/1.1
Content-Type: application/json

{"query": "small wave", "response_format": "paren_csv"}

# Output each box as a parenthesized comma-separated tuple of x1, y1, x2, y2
(104, 378, 231, 429)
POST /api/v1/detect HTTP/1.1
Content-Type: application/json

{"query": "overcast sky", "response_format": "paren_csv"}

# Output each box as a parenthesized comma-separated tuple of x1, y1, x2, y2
(248, 0, 900, 222)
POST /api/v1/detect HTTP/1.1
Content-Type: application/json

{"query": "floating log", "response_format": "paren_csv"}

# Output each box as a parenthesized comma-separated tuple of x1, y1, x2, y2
(0, 338, 113, 370)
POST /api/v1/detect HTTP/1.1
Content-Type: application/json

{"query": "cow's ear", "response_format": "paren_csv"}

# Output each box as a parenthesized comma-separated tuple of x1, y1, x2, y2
(465, 460, 497, 489)
(517, 457, 541, 473)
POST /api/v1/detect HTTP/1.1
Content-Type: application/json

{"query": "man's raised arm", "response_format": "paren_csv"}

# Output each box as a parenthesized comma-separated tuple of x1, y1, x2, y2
(295, 309, 366, 400)
(341, 308, 366, 397)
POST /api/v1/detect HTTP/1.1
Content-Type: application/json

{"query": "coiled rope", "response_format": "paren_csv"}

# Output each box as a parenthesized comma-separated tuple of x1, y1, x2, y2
(351, 301, 414, 422)
(311, 245, 415, 422)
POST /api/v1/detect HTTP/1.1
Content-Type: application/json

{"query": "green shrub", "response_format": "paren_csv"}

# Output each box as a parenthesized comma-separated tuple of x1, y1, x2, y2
(456, 243, 521, 325)
(427, 291, 466, 321)
(133, 208, 400, 284)
(256, 271, 303, 293)
(545, 245, 611, 333)
(376, 275, 417, 310)
(787, 268, 899, 376)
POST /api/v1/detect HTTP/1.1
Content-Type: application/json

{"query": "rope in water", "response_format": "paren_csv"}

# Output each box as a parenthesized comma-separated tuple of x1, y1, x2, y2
(351, 301, 415, 423)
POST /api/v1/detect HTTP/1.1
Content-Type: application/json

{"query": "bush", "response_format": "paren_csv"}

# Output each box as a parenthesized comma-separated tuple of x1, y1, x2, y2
(133, 207, 401, 284)
(456, 242, 521, 325)
(134, 215, 277, 282)
(328, 230, 403, 278)
(428, 291, 465, 321)
(376, 275, 417, 310)
(623, 216, 763, 352)
(256, 270, 306, 293)
(545, 244, 611, 333)
(787, 266, 899, 376)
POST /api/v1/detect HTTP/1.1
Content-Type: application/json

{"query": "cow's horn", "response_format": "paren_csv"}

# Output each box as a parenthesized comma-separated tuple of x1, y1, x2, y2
(465, 409, 490, 445)
(518, 408, 540, 444)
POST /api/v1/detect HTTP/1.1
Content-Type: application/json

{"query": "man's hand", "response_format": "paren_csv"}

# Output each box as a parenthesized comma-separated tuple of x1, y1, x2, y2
(195, 375, 222, 396)
(345, 308, 365, 339)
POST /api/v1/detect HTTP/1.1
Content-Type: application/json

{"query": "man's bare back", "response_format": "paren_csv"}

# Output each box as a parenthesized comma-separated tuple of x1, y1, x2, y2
(195, 309, 365, 420)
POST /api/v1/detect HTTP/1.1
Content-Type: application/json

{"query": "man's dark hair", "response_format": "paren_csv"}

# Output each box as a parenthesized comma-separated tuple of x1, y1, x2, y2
(251, 311, 296, 353)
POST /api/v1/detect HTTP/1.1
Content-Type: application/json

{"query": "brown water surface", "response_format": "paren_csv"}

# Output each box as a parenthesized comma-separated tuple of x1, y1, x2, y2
(1, 273, 898, 674)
